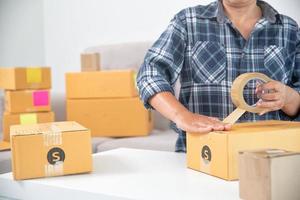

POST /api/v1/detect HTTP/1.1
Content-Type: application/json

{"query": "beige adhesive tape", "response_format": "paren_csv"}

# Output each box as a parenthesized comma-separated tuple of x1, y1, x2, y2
(44, 124, 64, 177)
(44, 162, 64, 177)
(223, 73, 273, 125)
(43, 124, 63, 146)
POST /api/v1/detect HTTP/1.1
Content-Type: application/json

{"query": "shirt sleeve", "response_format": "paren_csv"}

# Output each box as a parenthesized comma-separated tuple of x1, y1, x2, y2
(136, 14, 187, 109)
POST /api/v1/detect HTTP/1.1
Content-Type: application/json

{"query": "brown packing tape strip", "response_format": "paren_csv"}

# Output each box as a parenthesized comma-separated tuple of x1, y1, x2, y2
(223, 73, 273, 125)
(0, 141, 10, 151)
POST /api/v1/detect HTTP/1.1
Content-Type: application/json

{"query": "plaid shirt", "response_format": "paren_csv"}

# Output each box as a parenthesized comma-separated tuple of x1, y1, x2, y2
(137, 0, 300, 152)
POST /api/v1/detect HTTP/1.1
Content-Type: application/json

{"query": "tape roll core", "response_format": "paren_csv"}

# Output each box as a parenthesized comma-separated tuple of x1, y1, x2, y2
(223, 73, 273, 124)
(231, 73, 272, 114)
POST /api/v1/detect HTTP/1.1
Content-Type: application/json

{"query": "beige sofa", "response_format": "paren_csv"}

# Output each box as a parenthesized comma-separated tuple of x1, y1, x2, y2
(0, 41, 178, 174)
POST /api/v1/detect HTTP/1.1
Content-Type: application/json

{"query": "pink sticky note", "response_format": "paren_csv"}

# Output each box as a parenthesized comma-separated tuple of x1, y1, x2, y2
(33, 91, 49, 106)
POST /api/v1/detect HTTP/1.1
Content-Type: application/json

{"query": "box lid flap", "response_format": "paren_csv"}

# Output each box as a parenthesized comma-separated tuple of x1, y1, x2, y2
(240, 149, 300, 159)
(10, 121, 88, 136)
(215, 120, 300, 135)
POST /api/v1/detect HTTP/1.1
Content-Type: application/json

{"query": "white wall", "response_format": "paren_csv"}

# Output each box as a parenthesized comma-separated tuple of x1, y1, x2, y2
(1, 0, 300, 95)
(42, 0, 300, 94)
(43, 0, 203, 95)
(0, 0, 45, 66)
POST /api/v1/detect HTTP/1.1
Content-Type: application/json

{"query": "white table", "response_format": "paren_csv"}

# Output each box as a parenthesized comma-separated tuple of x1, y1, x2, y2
(0, 148, 239, 200)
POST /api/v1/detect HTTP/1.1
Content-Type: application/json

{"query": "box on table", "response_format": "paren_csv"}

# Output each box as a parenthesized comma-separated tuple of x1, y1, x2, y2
(66, 97, 153, 137)
(0, 67, 51, 90)
(5, 90, 51, 113)
(11, 121, 93, 180)
(81, 53, 100, 72)
(65, 70, 137, 99)
(2, 111, 55, 142)
(187, 121, 300, 181)
(239, 149, 300, 200)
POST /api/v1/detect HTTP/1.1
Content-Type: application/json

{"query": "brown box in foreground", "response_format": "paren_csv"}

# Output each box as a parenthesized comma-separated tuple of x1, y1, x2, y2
(187, 121, 300, 180)
(81, 53, 100, 72)
(239, 149, 300, 200)
(66, 97, 153, 137)
(65, 70, 138, 99)
(11, 121, 93, 180)
(2, 111, 55, 142)
(5, 90, 51, 113)
(0, 67, 51, 90)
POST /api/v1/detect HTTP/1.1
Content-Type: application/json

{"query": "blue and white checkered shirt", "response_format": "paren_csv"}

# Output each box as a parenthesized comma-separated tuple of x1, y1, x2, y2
(137, 0, 300, 152)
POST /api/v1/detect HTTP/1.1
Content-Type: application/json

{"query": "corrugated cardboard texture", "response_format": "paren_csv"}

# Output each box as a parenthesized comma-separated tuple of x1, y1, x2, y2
(81, 53, 100, 72)
(0, 67, 51, 90)
(11, 121, 92, 180)
(66, 97, 153, 137)
(187, 121, 300, 180)
(65, 70, 138, 99)
(239, 150, 300, 200)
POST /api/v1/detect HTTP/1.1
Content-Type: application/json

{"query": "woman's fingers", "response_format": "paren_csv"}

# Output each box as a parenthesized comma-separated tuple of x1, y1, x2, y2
(255, 80, 288, 116)
(188, 123, 213, 133)
(260, 92, 281, 101)
(256, 99, 284, 110)
(194, 118, 227, 131)
(256, 81, 280, 92)
(208, 117, 221, 122)
(177, 112, 231, 134)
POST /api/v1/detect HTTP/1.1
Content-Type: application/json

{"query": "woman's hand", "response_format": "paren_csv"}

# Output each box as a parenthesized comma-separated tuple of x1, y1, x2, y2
(149, 92, 231, 134)
(256, 81, 300, 116)
(174, 110, 231, 134)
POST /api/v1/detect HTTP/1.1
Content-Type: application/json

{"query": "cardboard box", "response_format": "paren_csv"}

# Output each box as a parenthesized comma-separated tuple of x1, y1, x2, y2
(2, 111, 55, 142)
(239, 149, 300, 200)
(65, 70, 138, 99)
(0, 141, 10, 151)
(81, 53, 100, 72)
(5, 90, 51, 113)
(11, 121, 93, 180)
(187, 121, 300, 180)
(0, 67, 51, 90)
(66, 97, 153, 137)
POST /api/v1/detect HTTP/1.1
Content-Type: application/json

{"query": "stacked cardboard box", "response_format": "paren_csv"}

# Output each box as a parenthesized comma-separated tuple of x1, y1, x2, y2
(0, 67, 55, 151)
(65, 70, 153, 137)
(187, 120, 300, 180)
(10, 121, 92, 180)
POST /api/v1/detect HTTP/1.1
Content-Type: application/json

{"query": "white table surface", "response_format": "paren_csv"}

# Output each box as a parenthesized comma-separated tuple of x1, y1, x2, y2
(0, 148, 239, 200)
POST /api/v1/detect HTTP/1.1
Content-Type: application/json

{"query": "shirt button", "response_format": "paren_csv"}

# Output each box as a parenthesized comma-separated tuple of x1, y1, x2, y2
(241, 52, 245, 58)
(243, 112, 250, 120)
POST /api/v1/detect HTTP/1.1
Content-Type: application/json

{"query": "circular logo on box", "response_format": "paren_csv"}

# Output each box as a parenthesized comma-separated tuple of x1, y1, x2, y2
(47, 147, 65, 165)
(201, 145, 212, 164)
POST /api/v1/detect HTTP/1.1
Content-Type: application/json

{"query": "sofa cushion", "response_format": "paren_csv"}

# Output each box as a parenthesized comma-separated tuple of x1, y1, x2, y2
(96, 129, 178, 153)
(84, 41, 153, 71)
(91, 137, 114, 153)
(0, 150, 11, 174)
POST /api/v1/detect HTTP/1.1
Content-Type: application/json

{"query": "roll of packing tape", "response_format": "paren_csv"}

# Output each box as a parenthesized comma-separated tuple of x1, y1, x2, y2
(223, 73, 273, 125)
